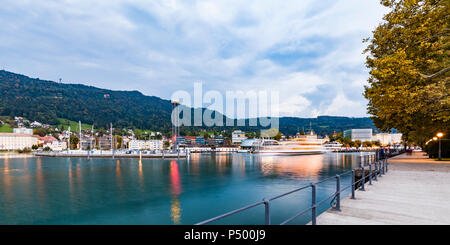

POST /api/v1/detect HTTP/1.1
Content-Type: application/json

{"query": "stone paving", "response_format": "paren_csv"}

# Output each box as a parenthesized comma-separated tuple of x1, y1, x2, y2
(315, 152, 450, 225)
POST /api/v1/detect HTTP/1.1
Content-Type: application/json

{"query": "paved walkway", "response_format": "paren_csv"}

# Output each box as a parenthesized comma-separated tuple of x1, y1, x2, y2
(315, 152, 450, 225)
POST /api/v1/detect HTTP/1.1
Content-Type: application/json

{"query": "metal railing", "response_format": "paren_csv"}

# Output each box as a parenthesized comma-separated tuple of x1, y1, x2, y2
(196, 151, 396, 225)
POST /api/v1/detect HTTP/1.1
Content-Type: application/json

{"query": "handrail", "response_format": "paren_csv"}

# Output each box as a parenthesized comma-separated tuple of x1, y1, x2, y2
(196, 149, 401, 225)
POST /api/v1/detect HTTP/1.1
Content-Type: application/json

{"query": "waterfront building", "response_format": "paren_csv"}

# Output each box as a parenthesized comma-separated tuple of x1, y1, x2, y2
(13, 128, 33, 135)
(215, 136, 224, 145)
(232, 130, 247, 145)
(44, 140, 67, 151)
(98, 136, 112, 150)
(373, 133, 403, 146)
(0, 133, 38, 150)
(128, 140, 163, 151)
(80, 136, 96, 150)
(343, 129, 373, 142)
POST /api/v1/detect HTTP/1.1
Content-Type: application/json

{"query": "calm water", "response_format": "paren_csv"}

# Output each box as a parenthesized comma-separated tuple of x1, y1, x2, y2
(0, 153, 365, 225)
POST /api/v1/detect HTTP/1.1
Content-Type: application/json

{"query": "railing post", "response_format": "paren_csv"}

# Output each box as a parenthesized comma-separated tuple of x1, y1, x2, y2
(334, 175, 341, 211)
(382, 158, 385, 175)
(311, 183, 317, 225)
(351, 169, 355, 199)
(360, 166, 365, 191)
(379, 160, 382, 177)
(385, 158, 388, 173)
(369, 163, 372, 185)
(263, 198, 270, 225)
(374, 159, 378, 181)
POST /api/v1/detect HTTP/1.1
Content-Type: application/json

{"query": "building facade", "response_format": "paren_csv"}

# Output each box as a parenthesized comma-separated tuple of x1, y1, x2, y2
(13, 128, 33, 135)
(0, 133, 38, 150)
(373, 133, 403, 146)
(128, 140, 163, 150)
(232, 130, 247, 145)
(344, 129, 373, 142)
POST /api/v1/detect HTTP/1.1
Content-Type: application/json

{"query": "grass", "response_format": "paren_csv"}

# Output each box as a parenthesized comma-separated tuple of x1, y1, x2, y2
(0, 124, 13, 133)
(434, 158, 450, 161)
(56, 118, 92, 131)
(133, 128, 154, 134)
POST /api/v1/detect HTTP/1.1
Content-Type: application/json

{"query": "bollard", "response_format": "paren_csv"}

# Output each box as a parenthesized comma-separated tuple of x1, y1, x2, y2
(382, 159, 385, 175)
(351, 170, 355, 199)
(263, 198, 271, 225)
(369, 163, 372, 185)
(311, 183, 317, 225)
(361, 166, 365, 191)
(334, 175, 341, 211)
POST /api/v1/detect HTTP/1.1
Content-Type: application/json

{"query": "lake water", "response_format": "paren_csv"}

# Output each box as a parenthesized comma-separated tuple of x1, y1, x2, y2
(0, 152, 366, 225)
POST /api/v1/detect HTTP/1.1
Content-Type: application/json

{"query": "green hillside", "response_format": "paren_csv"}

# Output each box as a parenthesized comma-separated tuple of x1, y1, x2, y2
(0, 124, 13, 133)
(57, 118, 93, 131)
(0, 70, 375, 135)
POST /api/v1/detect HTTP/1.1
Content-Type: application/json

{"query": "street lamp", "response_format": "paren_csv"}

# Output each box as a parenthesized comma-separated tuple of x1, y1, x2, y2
(437, 133, 444, 161)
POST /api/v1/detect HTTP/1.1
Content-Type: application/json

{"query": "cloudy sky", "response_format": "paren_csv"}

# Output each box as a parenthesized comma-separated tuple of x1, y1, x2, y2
(0, 0, 388, 118)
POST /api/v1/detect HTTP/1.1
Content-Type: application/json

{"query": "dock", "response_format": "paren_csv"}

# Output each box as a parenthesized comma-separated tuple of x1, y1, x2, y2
(35, 151, 187, 159)
(315, 152, 450, 225)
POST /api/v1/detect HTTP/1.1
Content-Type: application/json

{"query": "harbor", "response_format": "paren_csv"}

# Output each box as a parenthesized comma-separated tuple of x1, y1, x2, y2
(35, 150, 188, 159)
(0, 152, 370, 225)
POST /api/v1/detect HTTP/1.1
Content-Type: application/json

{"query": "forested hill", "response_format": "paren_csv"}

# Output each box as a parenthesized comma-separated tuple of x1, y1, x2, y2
(0, 70, 173, 131)
(0, 70, 375, 135)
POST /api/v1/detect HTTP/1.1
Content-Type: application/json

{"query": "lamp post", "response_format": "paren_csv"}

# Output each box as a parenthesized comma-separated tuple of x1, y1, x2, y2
(437, 133, 444, 161)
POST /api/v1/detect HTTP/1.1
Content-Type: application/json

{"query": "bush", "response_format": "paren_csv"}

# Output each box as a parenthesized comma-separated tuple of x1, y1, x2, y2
(43, 146, 52, 152)
(18, 147, 32, 153)
(424, 140, 449, 158)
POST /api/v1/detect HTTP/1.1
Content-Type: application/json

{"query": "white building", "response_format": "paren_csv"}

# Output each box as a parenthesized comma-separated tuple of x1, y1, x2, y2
(344, 129, 373, 142)
(30, 121, 43, 128)
(44, 141, 68, 151)
(128, 140, 163, 150)
(373, 133, 403, 146)
(0, 133, 38, 150)
(13, 128, 33, 135)
(232, 130, 247, 145)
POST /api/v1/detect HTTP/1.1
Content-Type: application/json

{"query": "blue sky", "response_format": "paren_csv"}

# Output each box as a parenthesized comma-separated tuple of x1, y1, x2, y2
(0, 0, 387, 118)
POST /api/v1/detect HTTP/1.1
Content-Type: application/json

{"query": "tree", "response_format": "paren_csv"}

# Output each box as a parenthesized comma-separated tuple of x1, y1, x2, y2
(115, 135, 123, 149)
(70, 135, 79, 149)
(163, 141, 170, 150)
(273, 131, 282, 141)
(364, 0, 449, 148)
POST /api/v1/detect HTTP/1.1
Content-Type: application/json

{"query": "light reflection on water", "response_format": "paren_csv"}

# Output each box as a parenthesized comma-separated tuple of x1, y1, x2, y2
(0, 152, 364, 225)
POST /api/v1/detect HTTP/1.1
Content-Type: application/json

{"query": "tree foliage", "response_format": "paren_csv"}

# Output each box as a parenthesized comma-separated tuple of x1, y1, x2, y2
(364, 0, 449, 147)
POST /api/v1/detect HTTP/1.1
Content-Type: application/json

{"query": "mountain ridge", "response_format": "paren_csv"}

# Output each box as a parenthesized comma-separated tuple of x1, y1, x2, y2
(0, 70, 375, 135)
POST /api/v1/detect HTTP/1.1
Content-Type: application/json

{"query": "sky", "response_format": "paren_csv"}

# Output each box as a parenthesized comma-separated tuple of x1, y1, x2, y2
(0, 0, 388, 118)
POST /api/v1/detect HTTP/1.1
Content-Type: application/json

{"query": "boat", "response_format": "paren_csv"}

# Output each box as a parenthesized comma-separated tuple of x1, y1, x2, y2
(240, 137, 326, 155)
(323, 142, 343, 152)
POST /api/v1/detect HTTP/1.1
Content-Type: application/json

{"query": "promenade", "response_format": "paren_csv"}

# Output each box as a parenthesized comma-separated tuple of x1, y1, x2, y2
(315, 151, 450, 225)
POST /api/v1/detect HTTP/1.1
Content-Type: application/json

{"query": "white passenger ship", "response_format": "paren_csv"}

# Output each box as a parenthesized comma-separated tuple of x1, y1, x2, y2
(240, 131, 326, 155)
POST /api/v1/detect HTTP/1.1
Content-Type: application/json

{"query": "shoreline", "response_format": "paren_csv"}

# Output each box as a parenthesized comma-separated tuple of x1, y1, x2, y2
(0, 153, 35, 159)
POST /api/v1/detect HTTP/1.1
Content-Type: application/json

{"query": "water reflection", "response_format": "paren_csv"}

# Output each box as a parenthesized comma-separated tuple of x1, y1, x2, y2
(138, 159, 144, 192)
(0, 153, 363, 224)
(169, 161, 182, 224)
(258, 154, 325, 180)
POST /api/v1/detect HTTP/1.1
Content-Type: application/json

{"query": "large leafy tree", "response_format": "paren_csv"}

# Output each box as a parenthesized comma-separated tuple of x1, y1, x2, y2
(364, 0, 449, 147)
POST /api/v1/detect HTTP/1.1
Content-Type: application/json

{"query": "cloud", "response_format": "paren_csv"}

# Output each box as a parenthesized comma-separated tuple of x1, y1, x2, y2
(0, 0, 388, 118)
